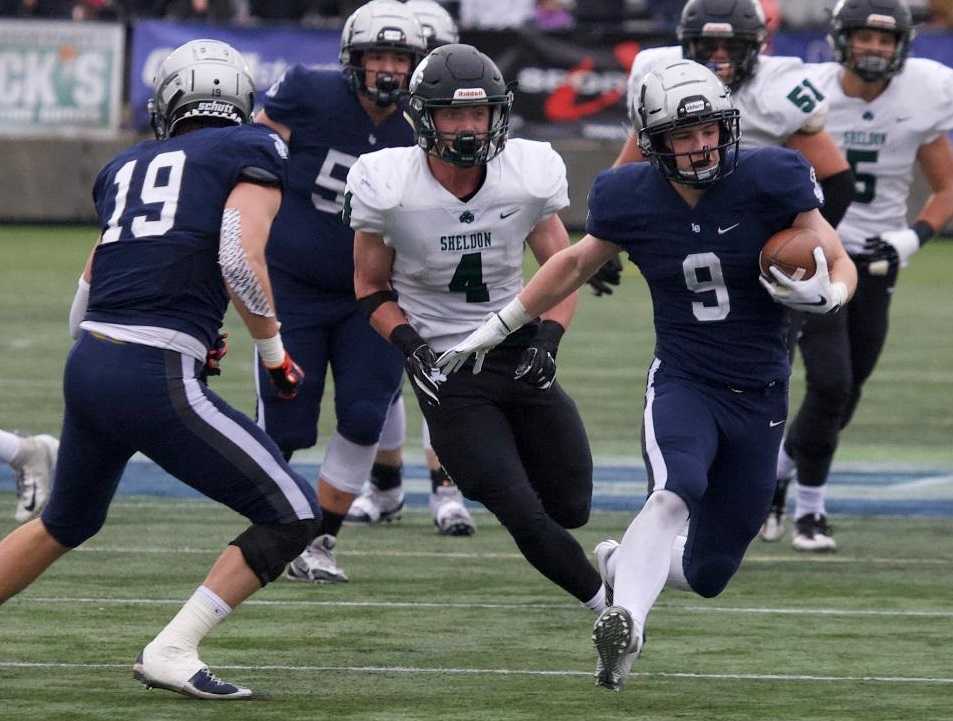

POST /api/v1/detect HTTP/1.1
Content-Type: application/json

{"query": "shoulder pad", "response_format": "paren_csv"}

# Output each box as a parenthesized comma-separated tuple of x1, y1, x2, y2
(504, 139, 568, 202)
(346, 147, 413, 212)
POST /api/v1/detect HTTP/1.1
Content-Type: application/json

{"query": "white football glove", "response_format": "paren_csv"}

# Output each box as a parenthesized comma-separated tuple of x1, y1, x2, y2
(436, 312, 511, 375)
(759, 247, 848, 315)
(877, 227, 920, 267)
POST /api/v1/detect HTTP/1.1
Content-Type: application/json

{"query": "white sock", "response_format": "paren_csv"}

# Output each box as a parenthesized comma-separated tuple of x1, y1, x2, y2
(776, 442, 796, 480)
(583, 585, 607, 613)
(613, 490, 690, 631)
(0, 430, 22, 464)
(794, 483, 826, 519)
(666, 535, 692, 591)
(152, 586, 232, 653)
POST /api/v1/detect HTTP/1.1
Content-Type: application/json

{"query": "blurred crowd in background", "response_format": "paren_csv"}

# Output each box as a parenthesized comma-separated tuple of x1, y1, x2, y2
(2, 0, 951, 31)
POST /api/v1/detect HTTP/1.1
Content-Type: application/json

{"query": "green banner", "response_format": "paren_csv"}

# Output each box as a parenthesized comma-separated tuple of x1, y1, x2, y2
(0, 19, 123, 136)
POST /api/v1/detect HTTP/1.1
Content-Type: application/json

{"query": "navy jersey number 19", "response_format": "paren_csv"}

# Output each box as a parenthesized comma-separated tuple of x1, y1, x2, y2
(102, 150, 186, 243)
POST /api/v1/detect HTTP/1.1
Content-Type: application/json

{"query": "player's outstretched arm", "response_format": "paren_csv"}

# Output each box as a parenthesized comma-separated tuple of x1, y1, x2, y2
(525, 213, 578, 331)
(220, 181, 303, 398)
(915, 134, 953, 235)
(436, 235, 620, 374)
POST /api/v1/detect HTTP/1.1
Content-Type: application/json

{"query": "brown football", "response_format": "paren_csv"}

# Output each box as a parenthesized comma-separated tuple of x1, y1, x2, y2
(759, 227, 827, 280)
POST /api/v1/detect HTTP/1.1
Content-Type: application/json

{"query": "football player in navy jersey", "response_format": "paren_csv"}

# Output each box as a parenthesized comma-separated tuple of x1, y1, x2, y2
(255, 0, 431, 583)
(437, 60, 857, 691)
(0, 40, 319, 700)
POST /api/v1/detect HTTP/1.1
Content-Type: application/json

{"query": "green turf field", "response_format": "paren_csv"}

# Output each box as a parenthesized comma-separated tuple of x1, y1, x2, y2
(0, 504, 951, 720)
(1, 225, 951, 463)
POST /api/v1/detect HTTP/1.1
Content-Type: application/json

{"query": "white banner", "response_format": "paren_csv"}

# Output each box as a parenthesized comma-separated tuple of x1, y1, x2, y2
(0, 19, 123, 137)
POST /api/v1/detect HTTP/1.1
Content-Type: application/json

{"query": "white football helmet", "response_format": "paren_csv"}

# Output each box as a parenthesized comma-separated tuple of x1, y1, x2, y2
(635, 60, 741, 187)
(340, 0, 427, 106)
(406, 0, 459, 50)
(149, 39, 255, 140)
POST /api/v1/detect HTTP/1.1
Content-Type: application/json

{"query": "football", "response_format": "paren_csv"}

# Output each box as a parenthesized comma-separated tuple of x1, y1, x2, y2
(759, 227, 827, 280)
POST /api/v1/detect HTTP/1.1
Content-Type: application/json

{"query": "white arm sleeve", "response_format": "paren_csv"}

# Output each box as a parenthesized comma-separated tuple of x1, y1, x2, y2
(218, 208, 276, 318)
(69, 276, 90, 339)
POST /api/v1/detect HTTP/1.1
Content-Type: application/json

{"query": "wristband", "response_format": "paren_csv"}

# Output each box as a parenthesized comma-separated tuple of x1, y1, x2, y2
(255, 334, 285, 367)
(497, 297, 532, 333)
(390, 324, 426, 358)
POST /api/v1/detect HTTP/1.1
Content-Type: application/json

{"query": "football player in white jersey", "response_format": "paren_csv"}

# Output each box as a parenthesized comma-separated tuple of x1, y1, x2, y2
(0, 429, 58, 523)
(768, 0, 953, 550)
(348, 0, 477, 538)
(587, 0, 855, 297)
(347, 44, 611, 614)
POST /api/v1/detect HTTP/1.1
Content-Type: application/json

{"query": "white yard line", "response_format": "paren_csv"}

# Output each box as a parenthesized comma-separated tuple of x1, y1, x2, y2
(18, 595, 953, 619)
(0, 660, 950, 685)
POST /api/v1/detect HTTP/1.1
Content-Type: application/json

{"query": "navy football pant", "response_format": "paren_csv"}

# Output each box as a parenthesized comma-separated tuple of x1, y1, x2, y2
(42, 332, 319, 548)
(415, 345, 601, 603)
(785, 260, 897, 486)
(256, 295, 404, 453)
(642, 360, 787, 597)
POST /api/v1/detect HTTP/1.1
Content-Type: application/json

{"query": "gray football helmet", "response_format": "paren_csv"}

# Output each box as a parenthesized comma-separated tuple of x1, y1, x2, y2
(340, 0, 427, 107)
(636, 60, 741, 187)
(405, 0, 459, 50)
(149, 39, 255, 140)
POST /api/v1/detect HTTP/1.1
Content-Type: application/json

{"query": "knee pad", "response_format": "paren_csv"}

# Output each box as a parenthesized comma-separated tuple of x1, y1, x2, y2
(644, 490, 691, 526)
(684, 552, 741, 599)
(377, 395, 406, 451)
(338, 401, 389, 446)
(320, 431, 377, 494)
(230, 518, 322, 586)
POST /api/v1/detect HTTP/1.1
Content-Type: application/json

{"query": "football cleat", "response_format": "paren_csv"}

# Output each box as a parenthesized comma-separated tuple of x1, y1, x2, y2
(593, 605, 643, 692)
(429, 484, 475, 536)
(594, 539, 619, 606)
(759, 469, 794, 543)
(11, 434, 58, 524)
(792, 513, 837, 553)
(285, 534, 349, 583)
(133, 644, 253, 700)
(344, 484, 405, 525)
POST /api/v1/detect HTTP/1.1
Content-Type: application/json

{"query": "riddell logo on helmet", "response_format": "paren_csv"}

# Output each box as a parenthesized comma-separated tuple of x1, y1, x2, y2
(197, 101, 235, 114)
(453, 88, 487, 100)
(701, 22, 734, 36)
(866, 14, 897, 29)
(681, 99, 707, 114)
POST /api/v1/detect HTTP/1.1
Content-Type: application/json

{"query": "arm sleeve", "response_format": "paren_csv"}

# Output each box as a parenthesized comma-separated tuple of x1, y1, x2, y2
(344, 157, 388, 234)
(262, 65, 316, 128)
(759, 147, 824, 217)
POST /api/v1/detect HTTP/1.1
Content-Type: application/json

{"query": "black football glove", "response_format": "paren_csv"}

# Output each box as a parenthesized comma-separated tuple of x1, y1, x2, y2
(514, 320, 564, 390)
(391, 324, 446, 408)
(198, 332, 229, 383)
(862, 236, 900, 275)
(265, 352, 305, 400)
(587, 255, 622, 297)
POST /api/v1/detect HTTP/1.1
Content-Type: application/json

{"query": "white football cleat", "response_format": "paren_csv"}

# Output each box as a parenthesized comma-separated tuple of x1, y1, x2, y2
(594, 539, 619, 605)
(593, 605, 643, 692)
(133, 642, 253, 700)
(759, 509, 785, 542)
(344, 484, 404, 525)
(792, 513, 837, 553)
(429, 485, 475, 536)
(11, 434, 58, 524)
(285, 534, 349, 583)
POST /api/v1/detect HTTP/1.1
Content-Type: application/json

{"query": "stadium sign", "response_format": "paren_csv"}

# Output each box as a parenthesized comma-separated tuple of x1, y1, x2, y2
(0, 19, 123, 136)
